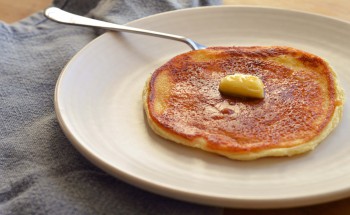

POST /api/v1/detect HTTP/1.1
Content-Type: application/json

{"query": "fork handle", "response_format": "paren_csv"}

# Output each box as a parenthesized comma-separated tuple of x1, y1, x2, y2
(44, 7, 198, 50)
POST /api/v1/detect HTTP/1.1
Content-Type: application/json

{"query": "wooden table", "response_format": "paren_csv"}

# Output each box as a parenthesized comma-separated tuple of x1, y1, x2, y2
(0, 0, 349, 214)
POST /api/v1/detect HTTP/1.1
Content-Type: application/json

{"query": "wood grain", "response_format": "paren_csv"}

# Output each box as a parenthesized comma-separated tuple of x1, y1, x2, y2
(0, 0, 349, 215)
(0, 0, 51, 23)
(224, 0, 350, 22)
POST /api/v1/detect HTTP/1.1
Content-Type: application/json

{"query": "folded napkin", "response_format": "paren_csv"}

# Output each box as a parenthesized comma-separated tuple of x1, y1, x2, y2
(0, 0, 223, 214)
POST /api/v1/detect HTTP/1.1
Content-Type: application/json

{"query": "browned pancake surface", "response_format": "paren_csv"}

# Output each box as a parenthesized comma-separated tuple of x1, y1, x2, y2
(144, 46, 343, 157)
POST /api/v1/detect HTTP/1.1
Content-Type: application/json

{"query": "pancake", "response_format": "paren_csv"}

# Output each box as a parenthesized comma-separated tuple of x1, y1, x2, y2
(143, 46, 344, 160)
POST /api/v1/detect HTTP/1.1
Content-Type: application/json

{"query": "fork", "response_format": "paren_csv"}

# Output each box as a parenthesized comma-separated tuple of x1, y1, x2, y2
(44, 7, 207, 50)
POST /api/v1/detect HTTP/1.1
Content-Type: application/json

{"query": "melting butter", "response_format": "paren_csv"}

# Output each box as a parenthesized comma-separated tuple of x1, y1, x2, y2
(219, 74, 265, 99)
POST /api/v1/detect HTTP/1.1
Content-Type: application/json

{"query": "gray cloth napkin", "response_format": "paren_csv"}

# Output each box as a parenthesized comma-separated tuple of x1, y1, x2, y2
(0, 0, 223, 214)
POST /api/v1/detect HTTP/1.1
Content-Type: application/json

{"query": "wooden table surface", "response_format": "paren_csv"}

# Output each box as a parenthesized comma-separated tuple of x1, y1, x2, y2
(0, 0, 349, 214)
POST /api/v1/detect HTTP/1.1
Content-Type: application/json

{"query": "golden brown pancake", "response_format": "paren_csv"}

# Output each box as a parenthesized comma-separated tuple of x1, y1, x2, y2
(143, 46, 344, 160)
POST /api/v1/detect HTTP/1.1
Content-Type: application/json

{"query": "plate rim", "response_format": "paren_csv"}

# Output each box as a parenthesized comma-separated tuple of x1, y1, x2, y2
(125, 5, 350, 29)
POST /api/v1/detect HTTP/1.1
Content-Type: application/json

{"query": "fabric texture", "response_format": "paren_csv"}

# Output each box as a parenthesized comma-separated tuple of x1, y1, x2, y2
(0, 0, 223, 214)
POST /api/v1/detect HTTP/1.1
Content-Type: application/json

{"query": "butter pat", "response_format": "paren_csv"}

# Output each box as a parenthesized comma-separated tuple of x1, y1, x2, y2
(219, 74, 265, 99)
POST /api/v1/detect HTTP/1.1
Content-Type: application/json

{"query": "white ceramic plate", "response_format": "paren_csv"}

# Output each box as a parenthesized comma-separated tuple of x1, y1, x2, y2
(55, 6, 350, 208)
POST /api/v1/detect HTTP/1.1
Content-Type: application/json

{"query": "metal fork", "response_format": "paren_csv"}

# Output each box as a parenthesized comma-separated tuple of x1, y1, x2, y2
(44, 7, 207, 50)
